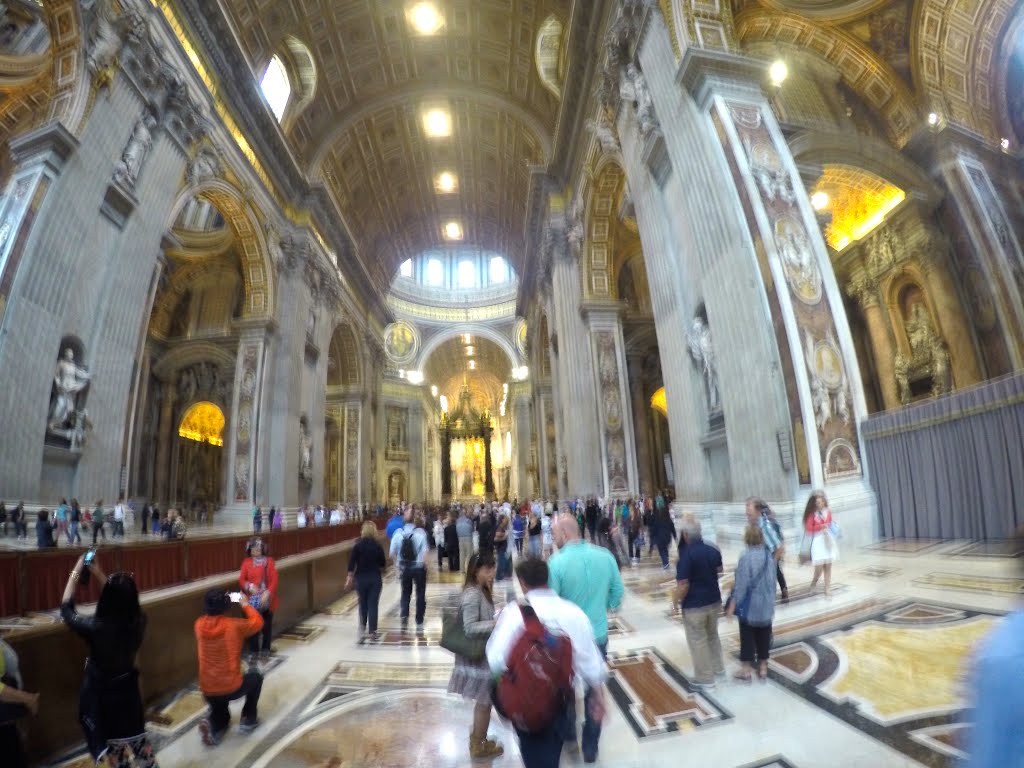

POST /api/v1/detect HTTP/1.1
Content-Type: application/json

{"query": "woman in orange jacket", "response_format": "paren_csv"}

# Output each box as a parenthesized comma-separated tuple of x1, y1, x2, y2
(239, 538, 278, 661)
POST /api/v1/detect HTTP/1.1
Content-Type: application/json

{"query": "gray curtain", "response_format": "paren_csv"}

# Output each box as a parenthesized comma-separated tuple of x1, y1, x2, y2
(861, 373, 1024, 540)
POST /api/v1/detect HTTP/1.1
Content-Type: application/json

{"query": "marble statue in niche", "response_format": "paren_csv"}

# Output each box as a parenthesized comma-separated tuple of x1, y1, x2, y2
(386, 407, 407, 454)
(49, 348, 92, 433)
(114, 111, 157, 189)
(687, 316, 721, 413)
(299, 415, 313, 482)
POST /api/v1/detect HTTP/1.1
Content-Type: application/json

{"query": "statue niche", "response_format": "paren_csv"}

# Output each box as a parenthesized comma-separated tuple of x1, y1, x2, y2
(893, 288, 952, 404)
(385, 405, 408, 460)
(46, 341, 93, 451)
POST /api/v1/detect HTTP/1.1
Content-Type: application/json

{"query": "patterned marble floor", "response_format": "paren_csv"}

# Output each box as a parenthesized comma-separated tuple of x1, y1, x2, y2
(44, 538, 1021, 768)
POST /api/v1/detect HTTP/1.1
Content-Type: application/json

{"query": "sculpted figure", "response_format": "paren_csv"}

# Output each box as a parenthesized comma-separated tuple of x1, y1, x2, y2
(687, 317, 721, 412)
(894, 352, 911, 405)
(299, 418, 313, 481)
(586, 113, 620, 154)
(114, 113, 156, 188)
(621, 63, 657, 137)
(50, 349, 91, 431)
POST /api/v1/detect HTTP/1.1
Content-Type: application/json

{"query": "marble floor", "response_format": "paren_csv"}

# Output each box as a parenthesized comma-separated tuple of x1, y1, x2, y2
(42, 538, 1022, 768)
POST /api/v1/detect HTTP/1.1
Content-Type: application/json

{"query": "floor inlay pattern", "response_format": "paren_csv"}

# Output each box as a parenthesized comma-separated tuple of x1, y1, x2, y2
(734, 758, 800, 768)
(946, 539, 1024, 558)
(861, 539, 946, 555)
(605, 647, 732, 738)
(277, 624, 327, 644)
(251, 688, 523, 768)
(912, 571, 1024, 596)
(765, 599, 1001, 767)
(853, 566, 901, 578)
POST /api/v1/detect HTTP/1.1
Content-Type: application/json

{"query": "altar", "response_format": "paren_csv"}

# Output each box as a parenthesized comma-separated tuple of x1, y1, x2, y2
(440, 384, 495, 500)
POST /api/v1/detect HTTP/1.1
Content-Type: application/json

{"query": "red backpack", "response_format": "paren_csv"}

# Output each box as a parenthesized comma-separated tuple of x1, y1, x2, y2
(493, 602, 574, 733)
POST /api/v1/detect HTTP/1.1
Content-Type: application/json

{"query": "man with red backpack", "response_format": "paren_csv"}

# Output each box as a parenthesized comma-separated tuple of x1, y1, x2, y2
(486, 558, 608, 768)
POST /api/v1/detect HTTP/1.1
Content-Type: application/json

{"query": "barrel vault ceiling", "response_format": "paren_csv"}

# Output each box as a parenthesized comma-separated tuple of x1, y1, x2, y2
(213, 0, 571, 290)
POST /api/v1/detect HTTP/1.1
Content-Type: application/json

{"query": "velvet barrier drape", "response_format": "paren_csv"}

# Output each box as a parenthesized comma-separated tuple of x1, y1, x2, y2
(861, 373, 1024, 539)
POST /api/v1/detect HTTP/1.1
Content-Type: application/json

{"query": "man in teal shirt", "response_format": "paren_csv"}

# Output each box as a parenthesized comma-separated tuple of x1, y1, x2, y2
(549, 512, 624, 763)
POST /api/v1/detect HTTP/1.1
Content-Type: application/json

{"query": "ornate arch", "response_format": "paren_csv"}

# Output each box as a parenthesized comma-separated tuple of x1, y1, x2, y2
(912, 0, 1017, 142)
(327, 321, 362, 386)
(735, 8, 918, 147)
(415, 324, 520, 372)
(583, 159, 627, 298)
(151, 342, 237, 381)
(164, 179, 275, 321)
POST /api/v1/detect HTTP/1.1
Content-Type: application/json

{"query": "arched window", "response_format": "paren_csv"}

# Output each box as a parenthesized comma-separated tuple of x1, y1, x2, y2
(489, 256, 508, 284)
(426, 258, 444, 286)
(400, 259, 413, 278)
(457, 259, 476, 288)
(261, 56, 291, 121)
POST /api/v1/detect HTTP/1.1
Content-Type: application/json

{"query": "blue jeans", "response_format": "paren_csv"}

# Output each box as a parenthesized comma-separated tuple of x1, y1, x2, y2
(566, 640, 608, 757)
(517, 703, 573, 768)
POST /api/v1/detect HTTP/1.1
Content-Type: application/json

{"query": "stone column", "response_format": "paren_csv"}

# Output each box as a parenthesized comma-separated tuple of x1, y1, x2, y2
(935, 152, 1024, 368)
(676, 49, 868, 487)
(628, 355, 655, 495)
(583, 303, 638, 499)
(511, 385, 532, 500)
(154, 385, 176, 504)
(547, 227, 602, 496)
(847, 274, 899, 410)
(918, 246, 982, 388)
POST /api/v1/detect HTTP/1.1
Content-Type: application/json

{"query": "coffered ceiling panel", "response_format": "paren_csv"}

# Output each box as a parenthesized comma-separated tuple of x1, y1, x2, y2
(217, 0, 569, 287)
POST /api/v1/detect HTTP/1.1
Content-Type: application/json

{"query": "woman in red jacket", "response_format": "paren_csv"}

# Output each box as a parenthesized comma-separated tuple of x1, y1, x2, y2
(802, 491, 839, 597)
(239, 538, 278, 661)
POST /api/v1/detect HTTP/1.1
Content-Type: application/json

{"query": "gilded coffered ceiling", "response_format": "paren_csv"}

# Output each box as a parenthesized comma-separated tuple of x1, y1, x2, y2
(424, 334, 511, 410)
(214, 0, 570, 284)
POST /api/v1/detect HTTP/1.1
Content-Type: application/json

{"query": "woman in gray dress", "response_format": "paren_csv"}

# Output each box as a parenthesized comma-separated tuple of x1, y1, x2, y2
(726, 525, 778, 681)
(446, 553, 502, 759)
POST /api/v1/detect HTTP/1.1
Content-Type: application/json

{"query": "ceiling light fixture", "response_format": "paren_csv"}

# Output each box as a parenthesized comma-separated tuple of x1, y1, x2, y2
(468, 360, 476, 370)
(408, 3, 444, 35)
(463, 334, 472, 344)
(444, 221, 463, 240)
(1001, 137, 1011, 151)
(927, 112, 940, 127)
(769, 60, 788, 87)
(465, 346, 475, 356)
(422, 107, 452, 138)
(810, 191, 830, 211)
(435, 171, 458, 193)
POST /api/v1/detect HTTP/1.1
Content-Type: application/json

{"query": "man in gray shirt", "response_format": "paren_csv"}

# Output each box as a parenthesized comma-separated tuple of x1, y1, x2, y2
(455, 509, 474, 573)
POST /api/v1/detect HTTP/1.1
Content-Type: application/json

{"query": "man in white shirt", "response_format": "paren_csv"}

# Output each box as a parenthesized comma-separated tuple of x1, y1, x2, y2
(113, 496, 127, 538)
(388, 511, 429, 634)
(486, 558, 607, 768)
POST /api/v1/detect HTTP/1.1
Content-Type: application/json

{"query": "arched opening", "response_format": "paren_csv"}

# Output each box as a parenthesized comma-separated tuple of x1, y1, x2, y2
(175, 401, 225, 508)
(261, 55, 291, 121)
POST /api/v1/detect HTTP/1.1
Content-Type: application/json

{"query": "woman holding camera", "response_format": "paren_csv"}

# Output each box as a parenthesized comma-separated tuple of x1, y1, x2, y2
(60, 553, 156, 767)
(239, 538, 278, 661)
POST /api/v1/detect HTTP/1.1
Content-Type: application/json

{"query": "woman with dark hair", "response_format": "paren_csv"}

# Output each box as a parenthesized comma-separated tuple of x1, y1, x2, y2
(35, 509, 55, 549)
(446, 553, 502, 759)
(60, 554, 156, 767)
(345, 521, 387, 641)
(239, 538, 278, 660)
(802, 491, 838, 597)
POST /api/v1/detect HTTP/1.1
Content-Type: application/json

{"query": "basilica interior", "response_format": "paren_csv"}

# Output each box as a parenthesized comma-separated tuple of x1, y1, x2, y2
(0, 0, 1022, 766)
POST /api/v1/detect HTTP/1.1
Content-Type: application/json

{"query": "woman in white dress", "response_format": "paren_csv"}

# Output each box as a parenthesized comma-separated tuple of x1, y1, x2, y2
(802, 491, 838, 597)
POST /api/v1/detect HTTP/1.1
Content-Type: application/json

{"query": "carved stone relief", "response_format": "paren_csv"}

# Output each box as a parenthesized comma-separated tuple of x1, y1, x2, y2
(595, 331, 629, 494)
(176, 361, 230, 406)
(233, 344, 258, 501)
